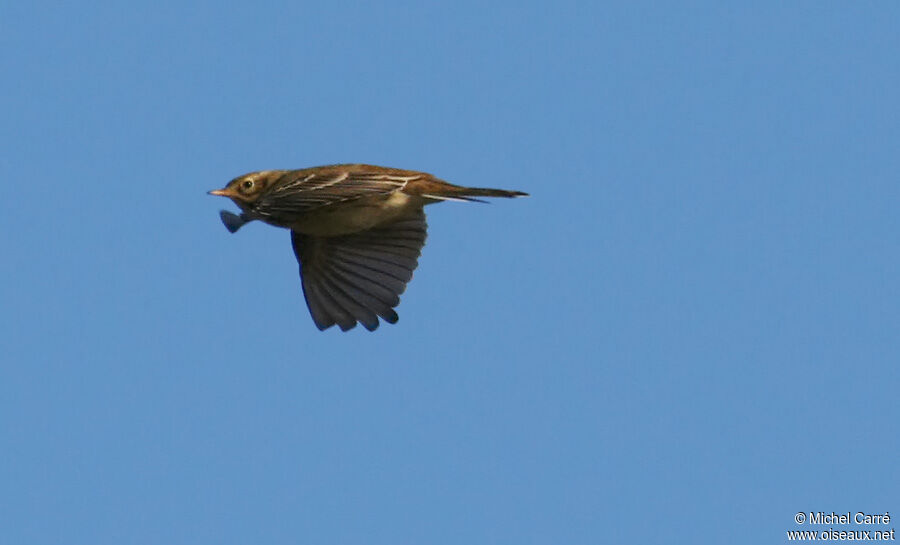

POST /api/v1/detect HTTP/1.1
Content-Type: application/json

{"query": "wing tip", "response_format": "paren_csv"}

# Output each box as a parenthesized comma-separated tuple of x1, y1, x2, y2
(337, 321, 358, 332)
(381, 311, 399, 324)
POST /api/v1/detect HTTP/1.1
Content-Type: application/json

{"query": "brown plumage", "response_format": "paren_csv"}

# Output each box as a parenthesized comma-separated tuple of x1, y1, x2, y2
(209, 163, 527, 331)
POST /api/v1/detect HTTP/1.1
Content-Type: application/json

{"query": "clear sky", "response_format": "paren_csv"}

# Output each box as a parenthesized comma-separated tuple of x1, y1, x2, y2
(2, 2, 898, 544)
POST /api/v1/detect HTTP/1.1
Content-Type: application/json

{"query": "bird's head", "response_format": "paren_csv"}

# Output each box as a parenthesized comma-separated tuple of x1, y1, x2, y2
(208, 170, 287, 208)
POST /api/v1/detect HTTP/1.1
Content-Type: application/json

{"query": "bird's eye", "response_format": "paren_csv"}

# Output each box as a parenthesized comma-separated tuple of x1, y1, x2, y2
(242, 180, 254, 190)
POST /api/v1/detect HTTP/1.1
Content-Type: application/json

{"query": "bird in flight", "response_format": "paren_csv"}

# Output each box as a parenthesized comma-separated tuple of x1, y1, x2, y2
(209, 164, 527, 331)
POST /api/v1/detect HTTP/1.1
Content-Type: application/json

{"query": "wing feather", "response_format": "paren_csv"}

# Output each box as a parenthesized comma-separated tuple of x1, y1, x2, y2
(290, 208, 427, 331)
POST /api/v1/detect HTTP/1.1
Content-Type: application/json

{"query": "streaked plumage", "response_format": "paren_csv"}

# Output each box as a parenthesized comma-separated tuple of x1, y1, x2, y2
(209, 163, 527, 331)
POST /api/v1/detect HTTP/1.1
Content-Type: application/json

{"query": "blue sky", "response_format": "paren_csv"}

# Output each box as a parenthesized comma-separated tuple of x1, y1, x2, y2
(2, 2, 898, 543)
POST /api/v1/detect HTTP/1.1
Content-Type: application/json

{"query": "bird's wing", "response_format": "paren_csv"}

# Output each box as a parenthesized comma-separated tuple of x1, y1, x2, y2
(290, 209, 428, 331)
(255, 166, 425, 218)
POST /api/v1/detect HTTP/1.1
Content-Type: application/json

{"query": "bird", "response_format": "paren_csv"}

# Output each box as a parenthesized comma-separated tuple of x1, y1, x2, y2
(209, 164, 528, 332)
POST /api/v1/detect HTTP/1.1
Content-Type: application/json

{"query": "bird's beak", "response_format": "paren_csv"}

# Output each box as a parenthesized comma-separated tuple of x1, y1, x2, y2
(208, 189, 229, 197)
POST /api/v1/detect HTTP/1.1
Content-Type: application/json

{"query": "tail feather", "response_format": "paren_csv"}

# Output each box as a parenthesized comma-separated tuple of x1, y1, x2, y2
(454, 187, 529, 199)
(420, 193, 489, 203)
(416, 183, 528, 201)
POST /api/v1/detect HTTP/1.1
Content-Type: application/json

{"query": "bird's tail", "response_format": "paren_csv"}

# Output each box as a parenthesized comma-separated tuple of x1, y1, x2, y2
(454, 187, 529, 198)
(417, 183, 529, 203)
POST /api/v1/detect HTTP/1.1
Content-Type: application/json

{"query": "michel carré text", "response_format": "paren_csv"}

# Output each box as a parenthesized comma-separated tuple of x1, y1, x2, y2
(809, 512, 891, 525)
